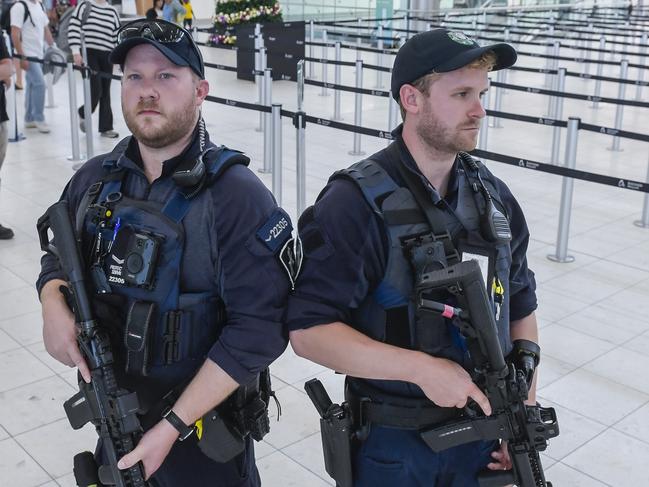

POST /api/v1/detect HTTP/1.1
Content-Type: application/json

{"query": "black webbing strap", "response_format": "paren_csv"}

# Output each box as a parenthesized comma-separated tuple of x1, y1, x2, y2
(124, 301, 156, 376)
(391, 146, 461, 265)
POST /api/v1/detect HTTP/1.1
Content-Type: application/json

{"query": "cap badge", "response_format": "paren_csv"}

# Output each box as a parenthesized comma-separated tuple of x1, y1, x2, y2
(447, 31, 475, 46)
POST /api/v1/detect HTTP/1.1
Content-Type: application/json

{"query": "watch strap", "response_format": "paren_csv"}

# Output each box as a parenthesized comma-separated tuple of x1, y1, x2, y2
(162, 407, 195, 441)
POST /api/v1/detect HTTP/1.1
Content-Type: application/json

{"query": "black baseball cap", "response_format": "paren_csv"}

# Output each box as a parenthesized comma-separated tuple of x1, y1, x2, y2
(110, 19, 205, 79)
(391, 28, 517, 100)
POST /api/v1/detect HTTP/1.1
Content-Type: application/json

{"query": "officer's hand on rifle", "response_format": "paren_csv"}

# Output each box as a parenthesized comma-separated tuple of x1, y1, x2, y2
(487, 440, 513, 475)
(414, 354, 492, 415)
(117, 416, 179, 480)
(41, 279, 91, 383)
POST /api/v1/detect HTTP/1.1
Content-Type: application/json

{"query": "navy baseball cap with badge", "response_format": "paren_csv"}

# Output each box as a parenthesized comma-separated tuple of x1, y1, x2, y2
(110, 19, 205, 79)
(391, 28, 517, 100)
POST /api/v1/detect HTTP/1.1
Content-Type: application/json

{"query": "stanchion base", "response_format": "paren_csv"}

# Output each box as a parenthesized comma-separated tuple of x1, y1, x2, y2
(607, 146, 623, 152)
(319, 92, 331, 97)
(590, 104, 600, 109)
(633, 220, 649, 228)
(255, 127, 262, 132)
(349, 150, 366, 156)
(547, 254, 575, 263)
(258, 168, 272, 174)
(67, 154, 86, 161)
(45, 104, 58, 109)
(9, 133, 26, 143)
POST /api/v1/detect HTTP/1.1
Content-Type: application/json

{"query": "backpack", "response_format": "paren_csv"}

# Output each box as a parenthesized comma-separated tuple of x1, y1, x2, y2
(1, 1, 34, 35)
(55, 0, 90, 56)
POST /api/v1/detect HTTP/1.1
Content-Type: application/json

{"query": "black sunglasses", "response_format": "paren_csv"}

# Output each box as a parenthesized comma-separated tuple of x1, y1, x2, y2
(116, 19, 204, 74)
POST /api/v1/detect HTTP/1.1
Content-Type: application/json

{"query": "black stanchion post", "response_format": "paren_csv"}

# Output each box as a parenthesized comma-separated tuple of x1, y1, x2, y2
(548, 117, 580, 264)
(271, 103, 282, 204)
(610, 59, 629, 152)
(349, 58, 365, 156)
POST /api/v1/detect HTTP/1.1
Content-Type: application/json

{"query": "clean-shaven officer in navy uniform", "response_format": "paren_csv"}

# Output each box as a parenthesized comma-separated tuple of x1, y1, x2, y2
(37, 20, 291, 486)
(287, 28, 540, 486)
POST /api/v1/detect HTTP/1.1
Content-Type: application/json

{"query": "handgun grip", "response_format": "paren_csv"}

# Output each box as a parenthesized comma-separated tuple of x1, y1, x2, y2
(304, 379, 333, 419)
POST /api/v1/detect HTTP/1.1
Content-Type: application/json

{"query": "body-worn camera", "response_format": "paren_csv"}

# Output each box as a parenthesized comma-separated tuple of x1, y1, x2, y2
(106, 229, 160, 289)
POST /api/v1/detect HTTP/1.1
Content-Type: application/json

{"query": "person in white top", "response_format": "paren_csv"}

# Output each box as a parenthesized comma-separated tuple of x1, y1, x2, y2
(10, 0, 53, 133)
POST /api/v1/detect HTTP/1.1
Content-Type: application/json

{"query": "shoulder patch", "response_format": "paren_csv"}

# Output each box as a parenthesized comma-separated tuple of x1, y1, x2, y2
(256, 208, 293, 253)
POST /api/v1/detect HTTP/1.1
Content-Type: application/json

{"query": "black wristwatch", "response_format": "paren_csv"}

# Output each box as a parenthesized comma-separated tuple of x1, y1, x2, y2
(162, 407, 195, 441)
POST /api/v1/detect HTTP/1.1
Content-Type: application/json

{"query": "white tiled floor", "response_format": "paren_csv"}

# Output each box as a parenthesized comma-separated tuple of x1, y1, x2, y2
(1, 12, 648, 487)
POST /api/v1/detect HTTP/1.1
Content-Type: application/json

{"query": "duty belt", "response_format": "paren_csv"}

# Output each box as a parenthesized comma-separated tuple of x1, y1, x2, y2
(345, 377, 461, 430)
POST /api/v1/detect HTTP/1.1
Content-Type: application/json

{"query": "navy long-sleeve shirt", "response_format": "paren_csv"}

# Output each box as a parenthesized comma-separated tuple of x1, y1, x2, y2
(37, 128, 289, 385)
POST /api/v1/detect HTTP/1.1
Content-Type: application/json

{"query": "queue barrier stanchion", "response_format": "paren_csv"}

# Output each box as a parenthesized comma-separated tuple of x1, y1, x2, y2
(591, 37, 606, 108)
(357, 18, 362, 47)
(349, 58, 365, 156)
(296, 60, 307, 215)
(81, 69, 94, 159)
(271, 103, 282, 204)
(255, 28, 264, 132)
(610, 59, 629, 151)
(548, 117, 580, 264)
(333, 42, 342, 120)
(387, 96, 398, 146)
(375, 24, 384, 89)
(636, 32, 648, 100)
(6, 65, 24, 143)
(308, 20, 314, 79)
(261, 68, 273, 174)
(583, 24, 592, 76)
(478, 81, 490, 151)
(491, 68, 505, 129)
(66, 63, 82, 161)
(551, 68, 566, 165)
(546, 41, 560, 117)
(635, 157, 649, 228)
(320, 30, 329, 97)
(45, 72, 55, 108)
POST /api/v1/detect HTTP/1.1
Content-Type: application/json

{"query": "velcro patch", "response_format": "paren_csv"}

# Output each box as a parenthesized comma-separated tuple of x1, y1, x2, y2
(256, 209, 293, 253)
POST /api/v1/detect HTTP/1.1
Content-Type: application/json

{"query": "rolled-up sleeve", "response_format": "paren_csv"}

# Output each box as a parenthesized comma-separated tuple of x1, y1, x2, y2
(207, 166, 290, 384)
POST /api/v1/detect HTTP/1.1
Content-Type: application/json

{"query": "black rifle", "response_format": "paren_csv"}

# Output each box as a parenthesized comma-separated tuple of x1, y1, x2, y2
(38, 201, 148, 487)
(416, 259, 559, 487)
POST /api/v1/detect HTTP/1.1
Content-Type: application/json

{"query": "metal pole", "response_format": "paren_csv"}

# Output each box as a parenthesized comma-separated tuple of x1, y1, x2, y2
(387, 96, 398, 147)
(257, 46, 267, 132)
(349, 58, 365, 156)
(546, 41, 560, 116)
(255, 31, 261, 131)
(357, 18, 362, 47)
(636, 33, 648, 100)
(583, 23, 593, 76)
(320, 30, 329, 96)
(376, 24, 384, 88)
(80, 30, 93, 158)
(296, 60, 306, 215)
(6, 67, 23, 143)
(271, 103, 282, 204)
(550, 68, 566, 165)
(634, 157, 649, 228)
(592, 37, 606, 108)
(547, 117, 580, 263)
(610, 59, 629, 151)
(45, 73, 56, 108)
(333, 42, 342, 120)
(544, 42, 553, 88)
(308, 20, 314, 79)
(66, 62, 81, 161)
(478, 82, 491, 150)
(261, 68, 273, 173)
(491, 69, 505, 128)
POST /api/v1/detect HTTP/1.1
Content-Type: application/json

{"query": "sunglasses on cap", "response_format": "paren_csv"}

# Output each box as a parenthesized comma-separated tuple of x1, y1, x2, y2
(115, 19, 204, 77)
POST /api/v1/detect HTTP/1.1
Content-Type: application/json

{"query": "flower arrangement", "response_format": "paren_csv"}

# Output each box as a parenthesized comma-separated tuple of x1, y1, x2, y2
(210, 0, 282, 45)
